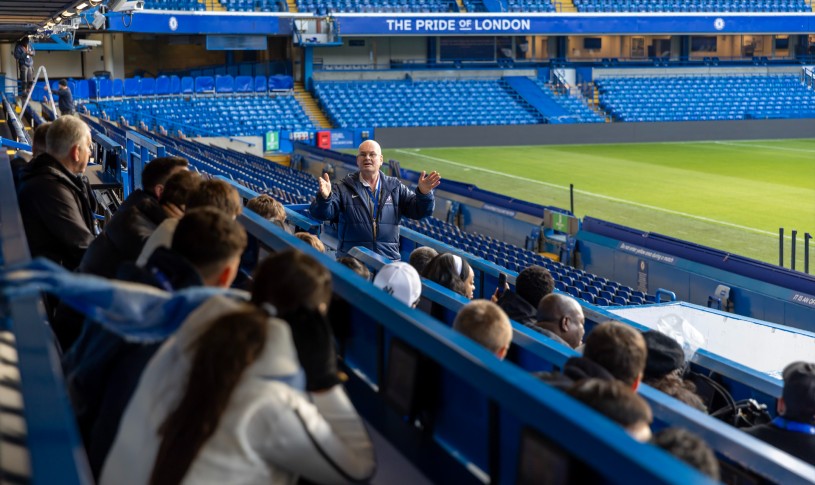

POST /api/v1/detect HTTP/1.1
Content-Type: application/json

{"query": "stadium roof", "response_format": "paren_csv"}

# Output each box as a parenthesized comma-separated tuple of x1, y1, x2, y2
(0, 0, 78, 43)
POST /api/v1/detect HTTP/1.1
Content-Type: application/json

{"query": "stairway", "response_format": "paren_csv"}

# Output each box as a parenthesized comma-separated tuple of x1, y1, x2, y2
(285, 0, 298, 11)
(503, 77, 574, 124)
(294, 83, 332, 129)
(205, 0, 227, 11)
(556, 0, 577, 12)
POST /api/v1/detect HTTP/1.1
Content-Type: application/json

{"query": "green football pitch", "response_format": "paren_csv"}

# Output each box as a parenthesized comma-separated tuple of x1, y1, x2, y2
(380, 139, 815, 269)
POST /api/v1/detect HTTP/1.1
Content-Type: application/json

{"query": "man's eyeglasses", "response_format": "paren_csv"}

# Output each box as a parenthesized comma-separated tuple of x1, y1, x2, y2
(357, 152, 379, 159)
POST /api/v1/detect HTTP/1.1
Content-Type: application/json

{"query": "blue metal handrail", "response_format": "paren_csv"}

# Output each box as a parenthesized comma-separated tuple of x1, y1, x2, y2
(347, 245, 813, 484)
(237, 207, 716, 485)
(0, 153, 92, 485)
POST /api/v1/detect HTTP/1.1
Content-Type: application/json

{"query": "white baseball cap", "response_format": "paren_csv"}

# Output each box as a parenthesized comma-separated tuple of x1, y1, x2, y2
(373, 262, 422, 308)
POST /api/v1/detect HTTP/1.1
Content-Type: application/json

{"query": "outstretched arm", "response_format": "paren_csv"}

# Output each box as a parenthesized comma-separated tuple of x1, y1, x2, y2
(309, 173, 341, 222)
(417, 170, 441, 195)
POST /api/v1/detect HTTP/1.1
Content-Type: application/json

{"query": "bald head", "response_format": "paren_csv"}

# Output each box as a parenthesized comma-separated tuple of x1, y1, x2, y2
(356, 139, 384, 181)
(535, 293, 585, 349)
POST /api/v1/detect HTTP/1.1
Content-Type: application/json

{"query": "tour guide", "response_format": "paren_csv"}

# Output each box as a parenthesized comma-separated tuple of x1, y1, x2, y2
(309, 140, 441, 260)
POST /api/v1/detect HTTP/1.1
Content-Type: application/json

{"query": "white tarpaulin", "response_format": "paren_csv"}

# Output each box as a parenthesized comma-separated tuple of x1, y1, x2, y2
(607, 302, 815, 379)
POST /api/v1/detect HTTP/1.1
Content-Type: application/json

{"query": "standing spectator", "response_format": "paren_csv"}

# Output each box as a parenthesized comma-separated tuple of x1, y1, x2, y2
(531, 293, 585, 349)
(17, 115, 97, 271)
(48, 79, 76, 116)
(309, 139, 440, 260)
(744, 361, 815, 465)
(13, 37, 35, 96)
(453, 300, 512, 360)
(496, 265, 555, 326)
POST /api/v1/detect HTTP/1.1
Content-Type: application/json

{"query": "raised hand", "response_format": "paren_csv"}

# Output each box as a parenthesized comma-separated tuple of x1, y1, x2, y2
(318, 173, 332, 198)
(417, 170, 441, 195)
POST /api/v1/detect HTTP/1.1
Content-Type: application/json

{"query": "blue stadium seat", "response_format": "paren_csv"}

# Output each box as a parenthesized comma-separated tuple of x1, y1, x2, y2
(181, 76, 194, 94)
(155, 76, 171, 95)
(215, 75, 234, 94)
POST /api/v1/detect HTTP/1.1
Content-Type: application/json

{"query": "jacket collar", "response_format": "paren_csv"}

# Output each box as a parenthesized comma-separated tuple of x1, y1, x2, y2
(20, 152, 85, 191)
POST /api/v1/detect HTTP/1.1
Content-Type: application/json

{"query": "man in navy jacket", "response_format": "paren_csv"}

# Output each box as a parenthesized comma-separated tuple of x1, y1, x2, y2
(310, 140, 440, 260)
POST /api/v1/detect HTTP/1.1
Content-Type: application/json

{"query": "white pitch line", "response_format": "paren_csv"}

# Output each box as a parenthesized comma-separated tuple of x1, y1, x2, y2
(395, 148, 782, 238)
(713, 140, 815, 154)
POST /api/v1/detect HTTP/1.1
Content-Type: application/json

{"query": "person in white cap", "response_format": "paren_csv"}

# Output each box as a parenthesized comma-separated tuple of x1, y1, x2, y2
(373, 262, 422, 308)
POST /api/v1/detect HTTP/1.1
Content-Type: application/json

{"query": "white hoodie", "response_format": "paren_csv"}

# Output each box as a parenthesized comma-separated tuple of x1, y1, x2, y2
(100, 295, 376, 485)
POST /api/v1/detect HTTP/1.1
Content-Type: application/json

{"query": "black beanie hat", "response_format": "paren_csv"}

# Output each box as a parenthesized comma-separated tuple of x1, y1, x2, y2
(643, 331, 685, 380)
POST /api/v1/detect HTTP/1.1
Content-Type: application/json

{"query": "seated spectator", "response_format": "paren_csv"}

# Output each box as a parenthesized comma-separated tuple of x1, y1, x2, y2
(496, 265, 554, 326)
(295, 232, 326, 253)
(453, 300, 512, 360)
(64, 208, 248, 478)
(642, 331, 707, 412)
(236, 194, 287, 288)
(136, 178, 242, 266)
(373, 262, 422, 308)
(17, 115, 98, 271)
(567, 378, 653, 442)
(652, 428, 720, 479)
(102, 302, 375, 483)
(538, 321, 646, 391)
(338, 256, 370, 280)
(423, 253, 474, 299)
(9, 121, 50, 189)
(50, 170, 199, 352)
(250, 250, 341, 392)
(531, 293, 585, 349)
(245, 193, 285, 223)
(744, 361, 815, 466)
(408, 246, 438, 275)
(80, 164, 196, 278)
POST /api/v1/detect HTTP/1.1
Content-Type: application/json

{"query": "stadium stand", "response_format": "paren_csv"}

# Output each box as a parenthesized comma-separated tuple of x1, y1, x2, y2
(505, 0, 557, 12)
(296, 0, 456, 13)
(401, 217, 656, 305)
(141, 0, 287, 11)
(88, 116, 657, 306)
(314, 79, 543, 128)
(86, 92, 315, 137)
(596, 73, 815, 122)
(573, 0, 810, 12)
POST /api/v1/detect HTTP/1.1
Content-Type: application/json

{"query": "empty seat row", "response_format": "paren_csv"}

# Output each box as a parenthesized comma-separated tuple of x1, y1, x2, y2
(315, 79, 542, 128)
(596, 73, 815, 122)
(90, 75, 294, 99)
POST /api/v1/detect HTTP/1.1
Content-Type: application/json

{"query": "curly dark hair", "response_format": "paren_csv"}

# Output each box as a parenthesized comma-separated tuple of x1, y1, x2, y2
(515, 265, 555, 308)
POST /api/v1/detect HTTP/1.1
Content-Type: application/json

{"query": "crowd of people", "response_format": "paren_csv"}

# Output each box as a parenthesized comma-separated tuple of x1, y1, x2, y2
(7, 127, 815, 482)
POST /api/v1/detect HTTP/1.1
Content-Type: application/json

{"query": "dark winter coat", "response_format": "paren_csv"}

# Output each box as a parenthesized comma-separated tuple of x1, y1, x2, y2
(497, 290, 538, 326)
(309, 171, 434, 260)
(78, 190, 166, 278)
(17, 153, 97, 270)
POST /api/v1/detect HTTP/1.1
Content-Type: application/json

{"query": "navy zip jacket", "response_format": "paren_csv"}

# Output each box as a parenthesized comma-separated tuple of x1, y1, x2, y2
(309, 171, 434, 260)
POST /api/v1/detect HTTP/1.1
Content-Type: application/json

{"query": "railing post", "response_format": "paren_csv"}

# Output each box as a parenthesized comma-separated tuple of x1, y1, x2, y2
(791, 230, 797, 271)
(805, 232, 811, 274)
(779, 227, 784, 267)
